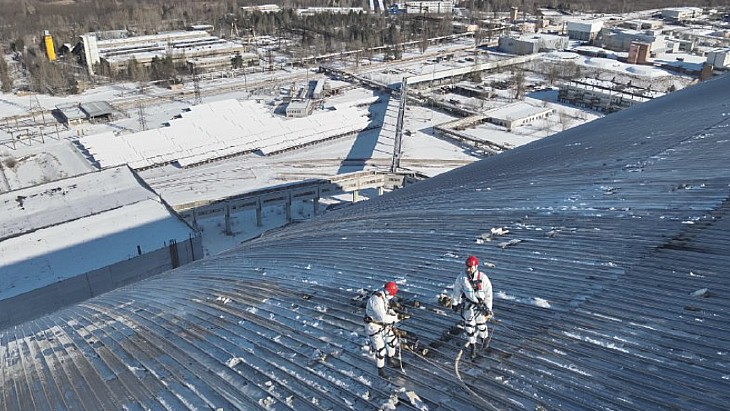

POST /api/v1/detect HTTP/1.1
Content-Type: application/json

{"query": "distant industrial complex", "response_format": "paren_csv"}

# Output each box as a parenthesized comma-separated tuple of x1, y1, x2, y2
(80, 29, 257, 76)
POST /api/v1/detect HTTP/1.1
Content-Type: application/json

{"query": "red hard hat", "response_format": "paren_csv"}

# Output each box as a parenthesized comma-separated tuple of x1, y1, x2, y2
(384, 281, 398, 296)
(466, 255, 479, 267)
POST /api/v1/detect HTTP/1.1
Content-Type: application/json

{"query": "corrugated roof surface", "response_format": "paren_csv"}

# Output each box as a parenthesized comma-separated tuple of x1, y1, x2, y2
(55, 104, 86, 122)
(2, 74, 730, 410)
(77, 98, 371, 169)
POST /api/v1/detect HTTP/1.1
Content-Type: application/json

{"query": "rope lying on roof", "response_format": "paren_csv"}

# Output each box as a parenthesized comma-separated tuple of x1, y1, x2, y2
(453, 319, 500, 411)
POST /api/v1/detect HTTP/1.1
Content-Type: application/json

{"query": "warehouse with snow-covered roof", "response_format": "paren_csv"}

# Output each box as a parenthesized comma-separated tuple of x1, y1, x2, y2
(76, 96, 375, 169)
(565, 20, 604, 42)
(484, 101, 554, 131)
(81, 30, 247, 76)
(0, 166, 201, 328)
(498, 34, 569, 55)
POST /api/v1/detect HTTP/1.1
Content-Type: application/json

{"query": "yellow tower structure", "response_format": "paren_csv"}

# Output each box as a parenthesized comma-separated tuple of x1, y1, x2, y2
(43, 30, 56, 61)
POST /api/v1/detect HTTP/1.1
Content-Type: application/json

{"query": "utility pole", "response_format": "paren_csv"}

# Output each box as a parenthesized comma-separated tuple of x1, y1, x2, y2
(192, 66, 202, 105)
(391, 77, 408, 173)
(137, 102, 147, 131)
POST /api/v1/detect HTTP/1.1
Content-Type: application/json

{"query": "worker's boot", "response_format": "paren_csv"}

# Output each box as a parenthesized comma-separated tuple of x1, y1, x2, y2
(388, 357, 403, 368)
(378, 367, 388, 378)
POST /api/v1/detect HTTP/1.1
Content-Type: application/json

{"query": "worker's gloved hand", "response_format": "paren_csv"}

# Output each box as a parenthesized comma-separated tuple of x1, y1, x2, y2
(397, 312, 411, 320)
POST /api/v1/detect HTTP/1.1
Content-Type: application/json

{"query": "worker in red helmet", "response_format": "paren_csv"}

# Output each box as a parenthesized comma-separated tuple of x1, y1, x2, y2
(451, 255, 493, 360)
(364, 281, 404, 378)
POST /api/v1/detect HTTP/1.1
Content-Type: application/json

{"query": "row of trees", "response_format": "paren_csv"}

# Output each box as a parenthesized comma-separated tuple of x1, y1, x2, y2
(238, 10, 453, 55)
(0, 0, 717, 52)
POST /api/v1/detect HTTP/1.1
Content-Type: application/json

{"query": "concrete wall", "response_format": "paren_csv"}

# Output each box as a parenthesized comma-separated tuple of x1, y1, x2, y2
(0, 235, 202, 329)
(498, 37, 538, 55)
(707, 48, 730, 69)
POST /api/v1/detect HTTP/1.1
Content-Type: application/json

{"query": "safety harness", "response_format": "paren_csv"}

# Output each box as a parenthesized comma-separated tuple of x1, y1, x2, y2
(468, 270, 483, 291)
(462, 271, 488, 340)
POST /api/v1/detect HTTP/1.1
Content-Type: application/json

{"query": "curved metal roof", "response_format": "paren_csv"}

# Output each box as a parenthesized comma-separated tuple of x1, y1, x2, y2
(3, 74, 730, 410)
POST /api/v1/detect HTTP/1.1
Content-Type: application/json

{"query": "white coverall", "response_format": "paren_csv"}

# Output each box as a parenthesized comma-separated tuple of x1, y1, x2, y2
(364, 289, 400, 369)
(451, 269, 493, 346)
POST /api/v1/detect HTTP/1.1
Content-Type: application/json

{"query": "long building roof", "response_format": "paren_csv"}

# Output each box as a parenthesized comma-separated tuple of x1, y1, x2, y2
(0, 166, 195, 301)
(2, 74, 730, 410)
(77, 98, 373, 169)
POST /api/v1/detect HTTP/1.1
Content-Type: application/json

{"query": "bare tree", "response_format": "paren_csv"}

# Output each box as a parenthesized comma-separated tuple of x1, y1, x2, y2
(513, 68, 525, 100)
(419, 31, 429, 54)
(0, 56, 12, 92)
(559, 110, 572, 131)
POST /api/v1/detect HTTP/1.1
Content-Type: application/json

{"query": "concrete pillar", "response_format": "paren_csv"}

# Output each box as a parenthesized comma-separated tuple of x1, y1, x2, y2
(192, 209, 199, 230)
(353, 190, 360, 203)
(314, 186, 320, 215)
(286, 193, 292, 222)
(378, 186, 384, 196)
(224, 203, 232, 235)
(256, 198, 263, 227)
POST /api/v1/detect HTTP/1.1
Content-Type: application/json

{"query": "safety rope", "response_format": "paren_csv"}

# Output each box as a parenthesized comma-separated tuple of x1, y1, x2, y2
(398, 338, 405, 374)
(452, 316, 500, 410)
(483, 316, 497, 351)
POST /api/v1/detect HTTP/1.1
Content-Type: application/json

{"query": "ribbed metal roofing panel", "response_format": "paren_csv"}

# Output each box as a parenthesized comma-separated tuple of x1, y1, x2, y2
(2, 74, 729, 410)
(79, 101, 114, 118)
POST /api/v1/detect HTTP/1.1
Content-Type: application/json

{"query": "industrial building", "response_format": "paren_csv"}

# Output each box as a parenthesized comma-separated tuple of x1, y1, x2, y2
(187, 52, 258, 73)
(498, 34, 569, 55)
(620, 19, 664, 31)
(558, 79, 661, 113)
(565, 20, 604, 43)
(627, 41, 652, 64)
(285, 99, 314, 117)
(295, 7, 365, 16)
(0, 165, 201, 328)
(706, 47, 730, 69)
(536, 8, 573, 25)
(312, 79, 325, 99)
(81, 30, 247, 76)
(53, 101, 115, 126)
(404, 1, 453, 14)
(76, 97, 373, 169)
(240, 4, 281, 13)
(483, 102, 554, 131)
(597, 28, 679, 54)
(661, 7, 703, 22)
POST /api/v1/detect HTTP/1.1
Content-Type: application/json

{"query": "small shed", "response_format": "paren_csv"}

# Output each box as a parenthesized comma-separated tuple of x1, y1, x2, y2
(80, 101, 115, 122)
(312, 79, 325, 99)
(485, 102, 554, 131)
(54, 104, 87, 126)
(286, 99, 314, 118)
